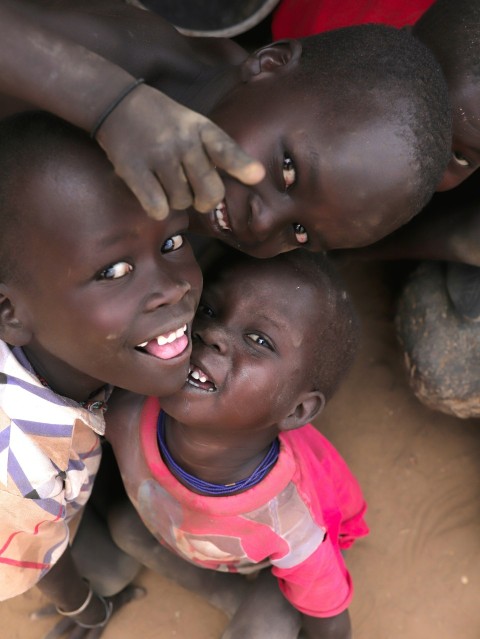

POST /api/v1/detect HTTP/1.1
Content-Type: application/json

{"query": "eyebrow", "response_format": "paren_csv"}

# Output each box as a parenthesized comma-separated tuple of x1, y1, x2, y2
(94, 229, 139, 249)
(254, 312, 288, 332)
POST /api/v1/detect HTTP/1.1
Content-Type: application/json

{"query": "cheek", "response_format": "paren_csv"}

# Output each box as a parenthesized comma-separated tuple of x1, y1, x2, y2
(57, 293, 133, 345)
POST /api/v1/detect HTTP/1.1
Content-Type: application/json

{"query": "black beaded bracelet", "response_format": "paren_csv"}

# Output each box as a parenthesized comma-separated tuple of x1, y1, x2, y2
(90, 78, 145, 139)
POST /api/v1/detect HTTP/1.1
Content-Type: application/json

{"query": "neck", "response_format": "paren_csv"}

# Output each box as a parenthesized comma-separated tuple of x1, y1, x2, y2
(21, 345, 105, 404)
(163, 414, 279, 487)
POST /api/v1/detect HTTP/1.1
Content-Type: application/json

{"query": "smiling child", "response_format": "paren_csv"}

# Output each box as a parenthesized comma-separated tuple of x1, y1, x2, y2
(106, 248, 367, 639)
(1, 0, 452, 258)
(0, 111, 202, 627)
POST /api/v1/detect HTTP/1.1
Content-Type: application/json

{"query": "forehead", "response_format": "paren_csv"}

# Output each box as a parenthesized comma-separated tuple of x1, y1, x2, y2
(207, 259, 325, 324)
(286, 115, 417, 248)
(19, 149, 140, 239)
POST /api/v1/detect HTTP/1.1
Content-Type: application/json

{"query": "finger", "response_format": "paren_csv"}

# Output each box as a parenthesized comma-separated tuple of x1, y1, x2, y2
(30, 604, 57, 620)
(116, 165, 170, 220)
(182, 148, 225, 213)
(200, 126, 265, 186)
(42, 616, 74, 639)
(154, 162, 194, 211)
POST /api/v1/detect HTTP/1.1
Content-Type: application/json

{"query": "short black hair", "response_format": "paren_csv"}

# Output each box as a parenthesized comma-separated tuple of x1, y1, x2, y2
(0, 111, 94, 282)
(204, 248, 359, 401)
(291, 24, 451, 218)
(414, 0, 480, 82)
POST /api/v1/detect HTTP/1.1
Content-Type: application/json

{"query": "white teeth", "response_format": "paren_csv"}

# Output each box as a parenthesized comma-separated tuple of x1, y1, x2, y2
(188, 365, 216, 391)
(190, 367, 208, 383)
(214, 201, 231, 231)
(139, 324, 187, 348)
(176, 325, 187, 338)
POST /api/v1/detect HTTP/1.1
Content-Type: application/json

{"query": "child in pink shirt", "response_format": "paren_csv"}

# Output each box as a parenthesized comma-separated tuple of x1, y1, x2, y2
(107, 249, 368, 639)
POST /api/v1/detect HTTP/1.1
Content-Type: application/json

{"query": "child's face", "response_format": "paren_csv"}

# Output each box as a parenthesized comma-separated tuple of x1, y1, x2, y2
(8, 146, 202, 400)
(191, 75, 416, 258)
(160, 259, 322, 432)
(437, 76, 480, 191)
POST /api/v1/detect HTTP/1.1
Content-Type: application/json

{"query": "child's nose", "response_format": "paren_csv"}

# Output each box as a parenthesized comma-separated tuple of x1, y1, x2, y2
(248, 192, 276, 242)
(144, 269, 192, 311)
(248, 191, 290, 243)
(193, 325, 228, 354)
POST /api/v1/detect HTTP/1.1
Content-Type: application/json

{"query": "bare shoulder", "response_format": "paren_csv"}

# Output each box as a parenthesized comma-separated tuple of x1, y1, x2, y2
(105, 389, 147, 444)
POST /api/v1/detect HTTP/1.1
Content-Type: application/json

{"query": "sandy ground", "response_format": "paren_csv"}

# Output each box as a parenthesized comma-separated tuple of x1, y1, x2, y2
(2, 260, 480, 639)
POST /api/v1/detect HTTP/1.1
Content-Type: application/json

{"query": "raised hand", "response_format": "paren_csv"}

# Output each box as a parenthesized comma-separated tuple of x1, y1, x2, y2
(96, 82, 265, 220)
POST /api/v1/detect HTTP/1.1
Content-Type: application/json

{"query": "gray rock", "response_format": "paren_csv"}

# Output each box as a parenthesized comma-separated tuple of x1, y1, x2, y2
(396, 261, 480, 418)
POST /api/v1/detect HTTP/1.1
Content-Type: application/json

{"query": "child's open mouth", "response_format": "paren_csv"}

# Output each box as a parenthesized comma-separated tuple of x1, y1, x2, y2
(212, 200, 232, 232)
(136, 324, 188, 360)
(187, 364, 217, 392)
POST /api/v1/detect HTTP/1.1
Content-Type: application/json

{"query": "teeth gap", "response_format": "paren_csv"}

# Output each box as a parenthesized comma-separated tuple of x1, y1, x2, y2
(187, 366, 216, 391)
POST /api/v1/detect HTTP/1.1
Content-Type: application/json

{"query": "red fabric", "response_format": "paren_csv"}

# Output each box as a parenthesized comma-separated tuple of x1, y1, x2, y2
(272, 0, 437, 39)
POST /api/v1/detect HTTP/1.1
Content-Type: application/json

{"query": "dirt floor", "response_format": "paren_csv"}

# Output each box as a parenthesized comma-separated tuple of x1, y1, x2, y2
(2, 260, 480, 639)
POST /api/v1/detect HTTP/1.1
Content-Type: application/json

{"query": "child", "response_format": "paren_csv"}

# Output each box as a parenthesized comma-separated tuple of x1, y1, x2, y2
(106, 248, 368, 639)
(336, 0, 480, 417)
(3, 0, 452, 258)
(0, 1, 265, 221)
(0, 110, 202, 628)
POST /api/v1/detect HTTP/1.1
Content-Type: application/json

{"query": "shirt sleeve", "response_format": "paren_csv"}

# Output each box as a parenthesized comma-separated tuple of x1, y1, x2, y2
(272, 528, 353, 618)
(0, 484, 70, 599)
(0, 422, 101, 600)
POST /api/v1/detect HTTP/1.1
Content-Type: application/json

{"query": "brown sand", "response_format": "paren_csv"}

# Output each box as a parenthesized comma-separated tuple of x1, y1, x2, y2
(2, 261, 480, 639)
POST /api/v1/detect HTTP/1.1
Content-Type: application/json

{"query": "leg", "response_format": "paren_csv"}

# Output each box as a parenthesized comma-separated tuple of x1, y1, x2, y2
(220, 569, 301, 639)
(108, 498, 250, 617)
(72, 499, 142, 597)
(71, 442, 142, 596)
(109, 498, 301, 638)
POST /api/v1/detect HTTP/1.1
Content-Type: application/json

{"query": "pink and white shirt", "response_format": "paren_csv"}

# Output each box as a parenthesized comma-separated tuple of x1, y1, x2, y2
(121, 397, 369, 618)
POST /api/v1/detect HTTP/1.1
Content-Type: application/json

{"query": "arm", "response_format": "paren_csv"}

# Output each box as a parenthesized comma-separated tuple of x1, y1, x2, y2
(0, 1, 264, 219)
(301, 609, 351, 639)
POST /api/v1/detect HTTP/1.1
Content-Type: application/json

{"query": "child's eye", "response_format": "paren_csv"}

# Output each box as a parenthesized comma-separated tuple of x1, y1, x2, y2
(293, 223, 309, 244)
(247, 333, 273, 350)
(161, 234, 184, 253)
(198, 303, 215, 318)
(282, 154, 296, 190)
(98, 261, 133, 280)
(453, 151, 471, 167)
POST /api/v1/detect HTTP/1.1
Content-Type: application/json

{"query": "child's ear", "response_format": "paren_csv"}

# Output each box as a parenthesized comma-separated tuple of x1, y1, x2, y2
(241, 39, 303, 80)
(0, 284, 32, 346)
(279, 391, 325, 432)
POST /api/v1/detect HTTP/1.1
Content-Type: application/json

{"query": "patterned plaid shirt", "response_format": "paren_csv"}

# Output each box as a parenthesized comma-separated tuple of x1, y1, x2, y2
(0, 340, 109, 600)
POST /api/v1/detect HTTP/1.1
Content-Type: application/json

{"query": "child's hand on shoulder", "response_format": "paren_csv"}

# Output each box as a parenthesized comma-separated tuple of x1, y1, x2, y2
(96, 82, 265, 220)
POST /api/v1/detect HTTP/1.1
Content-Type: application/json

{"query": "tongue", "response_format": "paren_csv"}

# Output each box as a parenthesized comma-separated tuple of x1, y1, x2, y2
(145, 334, 188, 360)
